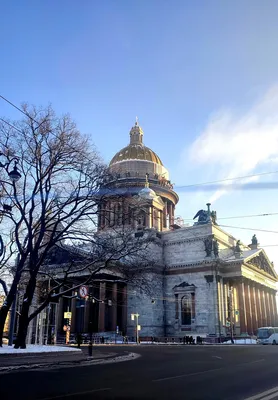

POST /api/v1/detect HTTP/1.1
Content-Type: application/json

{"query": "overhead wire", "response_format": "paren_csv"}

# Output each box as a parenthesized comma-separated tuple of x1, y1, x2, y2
(178, 212, 278, 222)
(1, 93, 278, 190)
(218, 224, 278, 234)
(0, 95, 27, 117)
(0, 94, 100, 169)
(2, 95, 278, 246)
(176, 170, 278, 189)
(3, 96, 277, 326)
(0, 117, 23, 134)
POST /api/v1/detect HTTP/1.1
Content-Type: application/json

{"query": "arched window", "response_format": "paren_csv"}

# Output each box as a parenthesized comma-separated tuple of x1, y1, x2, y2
(181, 294, 192, 325)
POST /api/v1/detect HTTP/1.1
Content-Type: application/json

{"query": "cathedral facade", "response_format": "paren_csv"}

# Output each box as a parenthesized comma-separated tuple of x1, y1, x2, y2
(105, 120, 278, 338)
(30, 120, 278, 342)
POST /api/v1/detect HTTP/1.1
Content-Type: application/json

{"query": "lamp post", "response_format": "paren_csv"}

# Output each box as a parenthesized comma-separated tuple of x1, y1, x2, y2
(45, 278, 51, 345)
(214, 260, 222, 343)
(131, 313, 140, 344)
(88, 295, 96, 343)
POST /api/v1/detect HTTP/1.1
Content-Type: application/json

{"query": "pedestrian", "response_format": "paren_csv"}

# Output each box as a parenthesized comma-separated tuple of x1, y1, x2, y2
(88, 341, 93, 357)
(186, 336, 189, 345)
(183, 336, 186, 345)
(76, 333, 83, 348)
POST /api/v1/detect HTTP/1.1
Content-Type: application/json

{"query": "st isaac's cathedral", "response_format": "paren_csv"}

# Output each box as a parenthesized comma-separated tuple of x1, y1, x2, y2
(41, 120, 278, 342)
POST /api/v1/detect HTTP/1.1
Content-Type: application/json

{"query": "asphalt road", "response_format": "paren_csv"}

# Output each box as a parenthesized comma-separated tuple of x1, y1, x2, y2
(1, 345, 278, 400)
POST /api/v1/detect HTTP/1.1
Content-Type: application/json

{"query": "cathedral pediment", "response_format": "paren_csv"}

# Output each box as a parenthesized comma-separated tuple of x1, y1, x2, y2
(244, 249, 277, 279)
(152, 195, 165, 209)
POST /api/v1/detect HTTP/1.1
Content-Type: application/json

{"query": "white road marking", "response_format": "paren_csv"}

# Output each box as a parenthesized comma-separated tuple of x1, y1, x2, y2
(263, 392, 278, 400)
(153, 359, 265, 383)
(212, 356, 222, 359)
(242, 385, 278, 400)
(153, 367, 223, 382)
(236, 359, 265, 367)
(39, 388, 111, 400)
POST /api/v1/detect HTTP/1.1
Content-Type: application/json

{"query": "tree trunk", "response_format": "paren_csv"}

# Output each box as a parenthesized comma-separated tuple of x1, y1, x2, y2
(13, 314, 28, 349)
(0, 281, 18, 347)
(14, 276, 37, 349)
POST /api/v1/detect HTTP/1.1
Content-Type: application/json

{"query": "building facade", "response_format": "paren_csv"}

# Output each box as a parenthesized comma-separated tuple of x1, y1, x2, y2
(29, 120, 278, 342)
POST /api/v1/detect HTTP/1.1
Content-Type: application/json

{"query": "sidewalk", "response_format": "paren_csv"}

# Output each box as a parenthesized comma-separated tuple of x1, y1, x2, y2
(0, 345, 127, 372)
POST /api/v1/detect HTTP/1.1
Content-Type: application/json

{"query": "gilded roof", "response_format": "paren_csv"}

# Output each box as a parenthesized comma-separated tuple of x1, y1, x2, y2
(109, 144, 163, 166)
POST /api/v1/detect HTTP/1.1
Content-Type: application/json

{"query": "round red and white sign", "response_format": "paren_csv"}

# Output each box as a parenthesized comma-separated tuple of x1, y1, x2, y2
(79, 285, 88, 298)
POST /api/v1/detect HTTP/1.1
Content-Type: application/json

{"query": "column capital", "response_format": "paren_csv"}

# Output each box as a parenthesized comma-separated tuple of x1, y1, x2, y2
(222, 277, 242, 286)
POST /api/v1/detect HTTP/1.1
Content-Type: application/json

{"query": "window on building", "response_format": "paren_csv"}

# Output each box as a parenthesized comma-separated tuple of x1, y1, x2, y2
(181, 294, 192, 325)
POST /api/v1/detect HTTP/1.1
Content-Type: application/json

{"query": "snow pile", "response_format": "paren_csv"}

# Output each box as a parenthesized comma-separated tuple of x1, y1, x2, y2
(223, 339, 257, 345)
(0, 345, 81, 354)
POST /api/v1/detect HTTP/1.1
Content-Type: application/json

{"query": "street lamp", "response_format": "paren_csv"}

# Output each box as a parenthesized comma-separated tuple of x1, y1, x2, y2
(131, 313, 140, 344)
(8, 161, 21, 182)
(0, 157, 21, 222)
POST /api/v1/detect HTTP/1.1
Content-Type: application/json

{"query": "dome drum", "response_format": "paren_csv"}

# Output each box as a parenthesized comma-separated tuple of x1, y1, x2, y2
(109, 159, 169, 181)
(103, 177, 178, 205)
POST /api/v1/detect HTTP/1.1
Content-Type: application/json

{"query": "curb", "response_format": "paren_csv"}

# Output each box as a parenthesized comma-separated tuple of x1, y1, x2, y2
(0, 352, 139, 374)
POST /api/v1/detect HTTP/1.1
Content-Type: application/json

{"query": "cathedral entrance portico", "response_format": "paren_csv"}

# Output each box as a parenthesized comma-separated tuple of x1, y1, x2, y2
(56, 278, 128, 340)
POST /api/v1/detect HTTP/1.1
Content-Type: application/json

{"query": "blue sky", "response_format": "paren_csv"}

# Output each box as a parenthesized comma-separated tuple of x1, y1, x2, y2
(1, 0, 278, 264)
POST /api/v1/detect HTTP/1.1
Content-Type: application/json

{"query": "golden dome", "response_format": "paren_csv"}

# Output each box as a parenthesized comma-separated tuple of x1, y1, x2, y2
(109, 119, 163, 166)
(109, 144, 163, 166)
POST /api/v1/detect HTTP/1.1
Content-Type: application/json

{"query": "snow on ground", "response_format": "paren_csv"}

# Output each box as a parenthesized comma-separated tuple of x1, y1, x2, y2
(0, 345, 81, 354)
(223, 339, 257, 345)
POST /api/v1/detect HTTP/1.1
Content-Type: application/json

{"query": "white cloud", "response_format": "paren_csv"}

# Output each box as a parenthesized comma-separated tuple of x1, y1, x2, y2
(188, 85, 278, 202)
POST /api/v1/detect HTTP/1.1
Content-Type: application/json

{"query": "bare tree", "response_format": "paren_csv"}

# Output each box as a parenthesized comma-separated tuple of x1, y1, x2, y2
(26, 226, 159, 328)
(0, 105, 159, 348)
(0, 105, 108, 347)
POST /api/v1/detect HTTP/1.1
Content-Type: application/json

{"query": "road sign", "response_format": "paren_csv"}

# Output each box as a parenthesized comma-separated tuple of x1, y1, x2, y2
(79, 285, 88, 299)
(235, 310, 239, 316)
(226, 321, 231, 327)
(64, 312, 72, 319)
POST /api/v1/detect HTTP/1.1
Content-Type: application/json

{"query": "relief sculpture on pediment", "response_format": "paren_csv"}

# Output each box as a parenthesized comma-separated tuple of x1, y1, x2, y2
(249, 253, 273, 276)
